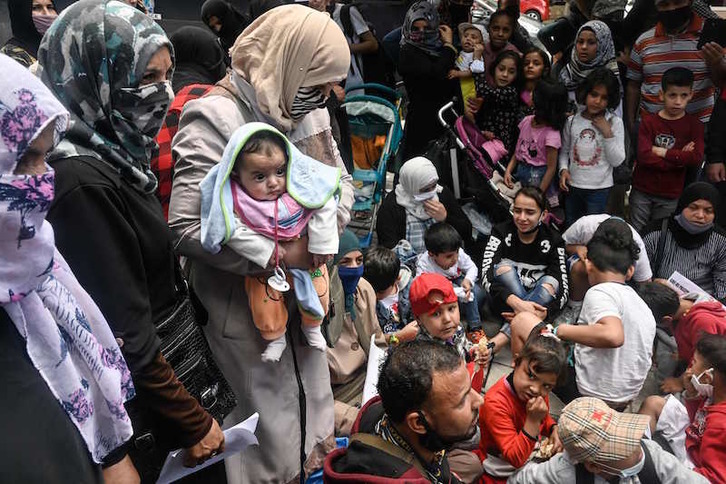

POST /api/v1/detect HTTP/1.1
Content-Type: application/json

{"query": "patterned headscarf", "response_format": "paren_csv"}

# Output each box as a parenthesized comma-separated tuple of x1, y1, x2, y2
(559, 20, 620, 91)
(400, 1, 443, 57)
(37, 0, 175, 194)
(0, 54, 134, 463)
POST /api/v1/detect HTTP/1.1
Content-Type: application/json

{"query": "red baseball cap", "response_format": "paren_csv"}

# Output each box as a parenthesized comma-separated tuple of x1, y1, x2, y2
(409, 273, 458, 318)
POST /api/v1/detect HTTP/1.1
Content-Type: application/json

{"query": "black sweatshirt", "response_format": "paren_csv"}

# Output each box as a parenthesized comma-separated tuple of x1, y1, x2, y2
(481, 219, 569, 318)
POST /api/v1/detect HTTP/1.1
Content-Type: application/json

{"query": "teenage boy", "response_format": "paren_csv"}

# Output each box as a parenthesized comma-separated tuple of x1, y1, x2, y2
(416, 223, 484, 339)
(638, 281, 726, 393)
(541, 219, 656, 409)
(363, 247, 418, 346)
(629, 67, 705, 231)
(639, 334, 726, 483)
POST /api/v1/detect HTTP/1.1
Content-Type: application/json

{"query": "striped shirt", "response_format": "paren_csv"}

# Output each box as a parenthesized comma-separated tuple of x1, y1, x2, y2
(643, 221, 726, 301)
(627, 15, 715, 123)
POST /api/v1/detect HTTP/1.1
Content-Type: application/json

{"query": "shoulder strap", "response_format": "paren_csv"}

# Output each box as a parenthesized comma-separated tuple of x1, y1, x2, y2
(340, 4, 354, 39)
(637, 443, 662, 484)
(653, 218, 669, 277)
(350, 433, 428, 477)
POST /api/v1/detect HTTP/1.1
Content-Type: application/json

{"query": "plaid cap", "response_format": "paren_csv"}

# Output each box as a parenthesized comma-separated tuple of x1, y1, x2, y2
(409, 273, 458, 318)
(558, 397, 650, 464)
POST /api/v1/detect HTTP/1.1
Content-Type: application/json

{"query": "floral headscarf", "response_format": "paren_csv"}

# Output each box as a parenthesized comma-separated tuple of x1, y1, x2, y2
(401, 1, 444, 57)
(0, 53, 134, 463)
(559, 20, 620, 92)
(37, 0, 175, 194)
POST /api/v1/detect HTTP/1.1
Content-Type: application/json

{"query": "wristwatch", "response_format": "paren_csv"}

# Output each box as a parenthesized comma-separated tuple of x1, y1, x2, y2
(388, 333, 400, 346)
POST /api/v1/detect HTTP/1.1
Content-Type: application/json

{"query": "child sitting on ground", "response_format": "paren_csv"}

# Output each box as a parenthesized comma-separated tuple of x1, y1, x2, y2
(409, 273, 489, 367)
(629, 67, 705, 232)
(478, 323, 566, 484)
(638, 281, 726, 393)
(416, 222, 483, 337)
(449, 22, 486, 107)
(559, 68, 625, 227)
(550, 218, 656, 408)
(363, 246, 418, 346)
(639, 334, 726, 483)
(200, 122, 340, 362)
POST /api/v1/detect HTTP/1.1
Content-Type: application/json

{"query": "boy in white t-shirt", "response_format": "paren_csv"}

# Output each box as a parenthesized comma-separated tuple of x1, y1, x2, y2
(554, 218, 656, 409)
(557, 214, 653, 325)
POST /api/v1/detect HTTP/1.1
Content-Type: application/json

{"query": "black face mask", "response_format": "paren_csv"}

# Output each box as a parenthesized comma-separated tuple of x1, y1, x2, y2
(417, 411, 477, 452)
(657, 5, 692, 31)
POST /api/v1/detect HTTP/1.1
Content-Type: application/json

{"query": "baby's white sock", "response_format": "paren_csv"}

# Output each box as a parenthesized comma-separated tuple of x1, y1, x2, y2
(261, 335, 287, 363)
(302, 325, 327, 352)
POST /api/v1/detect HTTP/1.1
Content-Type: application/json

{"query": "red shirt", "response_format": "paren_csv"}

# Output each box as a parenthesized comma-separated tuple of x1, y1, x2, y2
(685, 398, 726, 483)
(675, 302, 726, 363)
(478, 374, 556, 469)
(152, 84, 214, 220)
(632, 111, 705, 199)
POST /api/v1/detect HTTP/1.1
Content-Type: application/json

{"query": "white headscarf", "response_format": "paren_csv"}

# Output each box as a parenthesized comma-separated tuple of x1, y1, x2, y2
(395, 157, 443, 220)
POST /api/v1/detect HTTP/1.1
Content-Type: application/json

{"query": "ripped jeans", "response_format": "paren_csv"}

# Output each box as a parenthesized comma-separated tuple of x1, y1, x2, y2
(494, 259, 559, 337)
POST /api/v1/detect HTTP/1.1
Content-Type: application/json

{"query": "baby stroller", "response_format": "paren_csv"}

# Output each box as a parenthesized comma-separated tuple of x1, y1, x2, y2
(342, 83, 404, 247)
(430, 100, 514, 226)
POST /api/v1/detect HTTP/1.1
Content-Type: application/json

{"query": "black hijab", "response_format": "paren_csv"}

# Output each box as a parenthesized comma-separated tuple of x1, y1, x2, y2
(669, 182, 722, 249)
(247, 0, 287, 20)
(7, 0, 57, 57)
(201, 0, 249, 50)
(169, 26, 227, 93)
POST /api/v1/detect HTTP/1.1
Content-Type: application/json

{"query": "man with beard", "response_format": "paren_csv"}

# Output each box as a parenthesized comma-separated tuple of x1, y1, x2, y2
(323, 340, 483, 483)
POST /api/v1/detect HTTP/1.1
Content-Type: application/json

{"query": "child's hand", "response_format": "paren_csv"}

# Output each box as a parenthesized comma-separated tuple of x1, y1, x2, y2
(466, 97, 484, 115)
(682, 141, 695, 153)
(591, 115, 613, 139)
(559, 169, 571, 192)
(550, 425, 564, 455)
(311, 254, 333, 268)
(682, 366, 697, 397)
(483, 130, 495, 141)
(472, 345, 491, 370)
(652, 146, 667, 158)
(504, 170, 514, 188)
(473, 43, 484, 59)
(397, 321, 419, 342)
(526, 396, 549, 423)
(462, 278, 473, 298)
(661, 376, 685, 394)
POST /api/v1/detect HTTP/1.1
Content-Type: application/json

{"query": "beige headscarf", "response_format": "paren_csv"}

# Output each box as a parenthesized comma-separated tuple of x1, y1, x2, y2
(230, 4, 350, 132)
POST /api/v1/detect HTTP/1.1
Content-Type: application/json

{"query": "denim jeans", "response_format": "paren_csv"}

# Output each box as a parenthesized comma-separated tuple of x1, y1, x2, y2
(493, 259, 559, 307)
(565, 186, 610, 227)
(452, 275, 483, 330)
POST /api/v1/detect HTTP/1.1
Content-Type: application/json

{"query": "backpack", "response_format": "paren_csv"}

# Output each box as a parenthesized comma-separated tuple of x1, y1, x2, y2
(339, 4, 396, 88)
(575, 443, 661, 484)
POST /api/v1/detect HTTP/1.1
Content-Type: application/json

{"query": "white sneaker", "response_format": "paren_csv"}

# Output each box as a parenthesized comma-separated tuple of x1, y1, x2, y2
(555, 300, 583, 326)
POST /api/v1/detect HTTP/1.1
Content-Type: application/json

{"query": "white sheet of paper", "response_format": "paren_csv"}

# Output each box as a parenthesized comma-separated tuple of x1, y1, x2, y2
(362, 334, 386, 406)
(156, 413, 259, 484)
(667, 271, 715, 301)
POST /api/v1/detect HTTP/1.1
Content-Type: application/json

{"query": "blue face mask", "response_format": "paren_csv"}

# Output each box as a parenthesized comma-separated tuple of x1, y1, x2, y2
(338, 265, 364, 296)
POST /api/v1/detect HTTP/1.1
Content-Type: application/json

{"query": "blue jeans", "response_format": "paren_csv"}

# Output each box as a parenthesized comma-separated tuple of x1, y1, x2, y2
(452, 275, 483, 330)
(515, 161, 547, 187)
(493, 259, 559, 307)
(565, 186, 610, 227)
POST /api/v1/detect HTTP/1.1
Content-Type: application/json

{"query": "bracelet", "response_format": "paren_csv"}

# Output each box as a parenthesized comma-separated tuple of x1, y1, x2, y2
(522, 428, 538, 442)
(388, 333, 400, 346)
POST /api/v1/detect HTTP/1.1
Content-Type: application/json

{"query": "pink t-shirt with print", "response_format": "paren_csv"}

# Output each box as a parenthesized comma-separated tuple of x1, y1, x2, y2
(514, 115, 561, 167)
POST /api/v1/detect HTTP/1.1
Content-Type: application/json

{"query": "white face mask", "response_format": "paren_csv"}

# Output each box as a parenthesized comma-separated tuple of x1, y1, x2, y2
(380, 291, 399, 309)
(691, 368, 714, 399)
(413, 190, 437, 202)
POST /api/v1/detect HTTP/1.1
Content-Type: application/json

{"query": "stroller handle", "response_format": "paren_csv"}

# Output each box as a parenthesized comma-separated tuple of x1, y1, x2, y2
(437, 100, 458, 128)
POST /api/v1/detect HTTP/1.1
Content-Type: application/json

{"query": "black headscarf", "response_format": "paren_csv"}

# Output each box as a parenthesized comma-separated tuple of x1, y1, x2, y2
(7, 0, 57, 57)
(248, 0, 287, 20)
(669, 182, 722, 249)
(201, 0, 249, 50)
(169, 26, 227, 93)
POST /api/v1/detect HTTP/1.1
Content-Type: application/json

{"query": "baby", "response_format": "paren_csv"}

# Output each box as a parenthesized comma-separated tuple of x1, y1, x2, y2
(200, 122, 341, 362)
(449, 23, 486, 105)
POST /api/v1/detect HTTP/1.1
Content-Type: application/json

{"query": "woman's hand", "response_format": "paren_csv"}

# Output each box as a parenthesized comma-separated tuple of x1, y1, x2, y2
(311, 254, 333, 268)
(504, 170, 514, 189)
(183, 419, 225, 467)
(559, 169, 571, 192)
(439, 25, 453, 45)
(280, 237, 312, 269)
(424, 199, 447, 222)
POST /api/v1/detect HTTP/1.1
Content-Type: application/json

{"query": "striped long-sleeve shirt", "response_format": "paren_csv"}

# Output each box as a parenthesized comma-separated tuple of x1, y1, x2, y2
(643, 218, 726, 301)
(626, 14, 715, 123)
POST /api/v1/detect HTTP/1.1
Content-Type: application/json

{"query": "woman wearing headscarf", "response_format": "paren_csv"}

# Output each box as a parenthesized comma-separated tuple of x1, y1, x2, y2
(201, 0, 249, 56)
(643, 182, 726, 302)
(168, 5, 355, 482)
(1, 0, 58, 68)
(557, 20, 622, 114)
(398, 1, 459, 160)
(376, 157, 471, 254)
(169, 26, 226, 94)
(326, 230, 388, 436)
(0, 53, 134, 483)
(36, 1, 224, 481)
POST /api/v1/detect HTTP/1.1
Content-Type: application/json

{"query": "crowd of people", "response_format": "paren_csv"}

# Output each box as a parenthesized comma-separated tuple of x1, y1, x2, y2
(2, 0, 726, 482)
